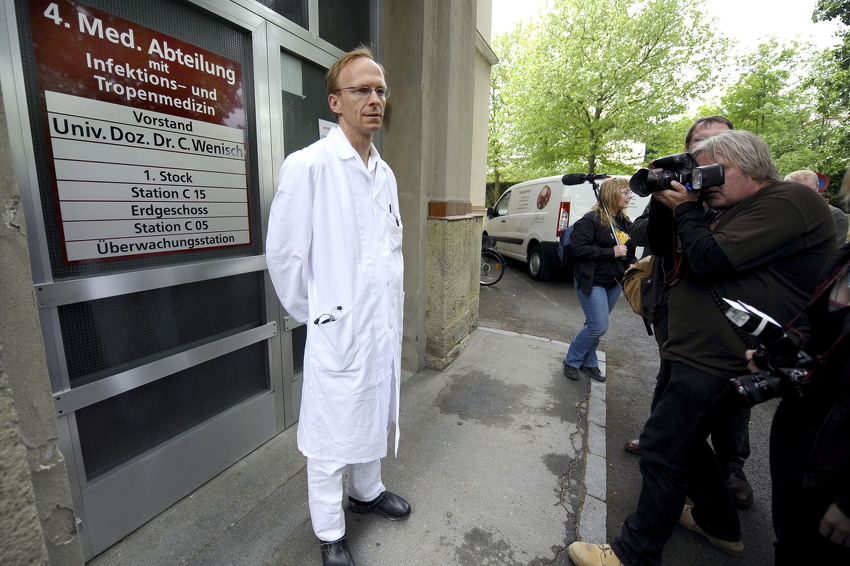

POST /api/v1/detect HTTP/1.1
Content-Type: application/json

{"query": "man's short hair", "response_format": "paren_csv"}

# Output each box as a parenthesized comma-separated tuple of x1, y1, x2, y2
(325, 45, 384, 95)
(784, 170, 819, 190)
(691, 130, 781, 185)
(684, 115, 734, 151)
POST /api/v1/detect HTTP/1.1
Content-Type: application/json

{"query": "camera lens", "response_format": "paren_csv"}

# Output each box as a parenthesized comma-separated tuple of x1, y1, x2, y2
(629, 169, 657, 198)
(731, 372, 782, 406)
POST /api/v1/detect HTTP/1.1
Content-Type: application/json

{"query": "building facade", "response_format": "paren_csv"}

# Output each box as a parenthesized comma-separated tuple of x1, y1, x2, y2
(0, 0, 494, 562)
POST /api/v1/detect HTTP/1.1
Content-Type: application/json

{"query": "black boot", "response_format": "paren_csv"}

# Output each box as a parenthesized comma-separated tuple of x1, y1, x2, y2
(320, 536, 355, 566)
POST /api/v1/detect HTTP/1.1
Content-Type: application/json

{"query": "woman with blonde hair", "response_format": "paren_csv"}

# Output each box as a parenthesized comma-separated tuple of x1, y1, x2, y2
(562, 177, 635, 382)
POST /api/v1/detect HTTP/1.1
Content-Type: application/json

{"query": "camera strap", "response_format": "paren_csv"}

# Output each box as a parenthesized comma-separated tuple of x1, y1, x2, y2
(599, 202, 622, 248)
(705, 282, 757, 350)
(793, 260, 850, 367)
(796, 261, 850, 325)
(662, 230, 684, 287)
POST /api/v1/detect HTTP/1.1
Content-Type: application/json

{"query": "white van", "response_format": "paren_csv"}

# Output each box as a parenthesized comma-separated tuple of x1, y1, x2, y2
(482, 175, 649, 280)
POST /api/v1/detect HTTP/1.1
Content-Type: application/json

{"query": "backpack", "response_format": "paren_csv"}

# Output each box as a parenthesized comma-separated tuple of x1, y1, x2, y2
(557, 224, 576, 270)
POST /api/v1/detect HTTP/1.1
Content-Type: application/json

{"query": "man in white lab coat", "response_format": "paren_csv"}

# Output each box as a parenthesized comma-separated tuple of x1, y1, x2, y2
(265, 46, 408, 566)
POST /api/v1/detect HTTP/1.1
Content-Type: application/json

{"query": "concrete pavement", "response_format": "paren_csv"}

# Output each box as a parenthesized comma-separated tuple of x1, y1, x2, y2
(88, 327, 606, 566)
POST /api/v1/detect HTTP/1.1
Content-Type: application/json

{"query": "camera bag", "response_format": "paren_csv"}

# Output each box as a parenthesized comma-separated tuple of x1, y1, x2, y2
(622, 254, 656, 319)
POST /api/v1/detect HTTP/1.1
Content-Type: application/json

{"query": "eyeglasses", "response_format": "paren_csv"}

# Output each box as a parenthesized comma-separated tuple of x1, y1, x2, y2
(314, 305, 342, 325)
(335, 86, 390, 100)
(621, 190, 633, 196)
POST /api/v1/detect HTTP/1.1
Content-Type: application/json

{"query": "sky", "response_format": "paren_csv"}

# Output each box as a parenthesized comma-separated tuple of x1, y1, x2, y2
(491, 0, 844, 51)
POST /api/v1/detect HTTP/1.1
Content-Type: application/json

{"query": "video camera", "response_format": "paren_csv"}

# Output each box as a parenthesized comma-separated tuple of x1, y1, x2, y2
(629, 152, 725, 198)
(723, 299, 814, 406)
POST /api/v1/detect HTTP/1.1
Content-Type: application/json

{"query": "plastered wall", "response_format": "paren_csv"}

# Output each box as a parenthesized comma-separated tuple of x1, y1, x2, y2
(0, 89, 85, 566)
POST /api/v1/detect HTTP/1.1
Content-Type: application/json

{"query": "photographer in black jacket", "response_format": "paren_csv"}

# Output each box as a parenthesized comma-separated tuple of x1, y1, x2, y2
(569, 130, 836, 566)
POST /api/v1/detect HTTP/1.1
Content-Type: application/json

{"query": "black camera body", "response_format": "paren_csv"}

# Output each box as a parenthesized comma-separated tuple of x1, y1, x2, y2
(629, 152, 725, 198)
(723, 299, 814, 406)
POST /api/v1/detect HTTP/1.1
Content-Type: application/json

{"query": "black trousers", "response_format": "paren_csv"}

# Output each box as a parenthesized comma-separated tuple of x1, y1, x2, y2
(770, 403, 850, 565)
(651, 302, 750, 467)
(613, 361, 741, 566)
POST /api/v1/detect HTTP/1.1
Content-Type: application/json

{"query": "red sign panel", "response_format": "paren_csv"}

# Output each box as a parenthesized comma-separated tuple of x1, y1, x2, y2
(30, 0, 250, 262)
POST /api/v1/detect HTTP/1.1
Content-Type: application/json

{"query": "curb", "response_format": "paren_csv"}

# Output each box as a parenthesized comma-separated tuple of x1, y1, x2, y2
(582, 377, 607, 542)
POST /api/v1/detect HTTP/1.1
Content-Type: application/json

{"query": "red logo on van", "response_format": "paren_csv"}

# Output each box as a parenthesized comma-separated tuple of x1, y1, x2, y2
(537, 185, 552, 210)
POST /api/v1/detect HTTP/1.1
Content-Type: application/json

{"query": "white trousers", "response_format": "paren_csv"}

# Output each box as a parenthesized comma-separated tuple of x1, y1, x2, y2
(307, 458, 384, 541)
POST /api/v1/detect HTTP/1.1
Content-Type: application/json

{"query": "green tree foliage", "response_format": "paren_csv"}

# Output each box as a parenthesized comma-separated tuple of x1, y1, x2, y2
(719, 39, 820, 173)
(487, 31, 520, 204)
(813, 0, 850, 197)
(721, 40, 811, 137)
(635, 39, 849, 194)
(488, 0, 850, 203)
(815, 0, 850, 71)
(489, 0, 728, 182)
(641, 113, 710, 161)
(699, 37, 849, 194)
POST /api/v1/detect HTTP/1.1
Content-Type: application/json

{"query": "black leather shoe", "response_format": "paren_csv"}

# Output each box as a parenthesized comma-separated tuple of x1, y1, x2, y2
(349, 491, 411, 520)
(320, 536, 355, 566)
(724, 464, 753, 509)
(624, 438, 640, 455)
(581, 365, 606, 382)
(563, 361, 580, 380)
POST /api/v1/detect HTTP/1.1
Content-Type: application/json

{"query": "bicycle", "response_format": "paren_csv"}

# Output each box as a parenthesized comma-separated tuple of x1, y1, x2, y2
(480, 242, 506, 286)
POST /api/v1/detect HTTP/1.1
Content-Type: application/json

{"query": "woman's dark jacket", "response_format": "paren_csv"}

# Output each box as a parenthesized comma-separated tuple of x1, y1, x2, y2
(571, 209, 635, 294)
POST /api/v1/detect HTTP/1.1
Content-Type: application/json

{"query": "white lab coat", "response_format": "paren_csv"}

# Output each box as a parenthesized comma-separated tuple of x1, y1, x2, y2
(266, 125, 404, 463)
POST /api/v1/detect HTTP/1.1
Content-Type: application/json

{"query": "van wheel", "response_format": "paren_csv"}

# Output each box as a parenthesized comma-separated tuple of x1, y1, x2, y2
(528, 245, 551, 281)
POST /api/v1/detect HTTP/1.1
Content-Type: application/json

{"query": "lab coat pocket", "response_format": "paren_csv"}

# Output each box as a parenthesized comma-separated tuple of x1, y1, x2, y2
(386, 212, 403, 254)
(312, 308, 360, 373)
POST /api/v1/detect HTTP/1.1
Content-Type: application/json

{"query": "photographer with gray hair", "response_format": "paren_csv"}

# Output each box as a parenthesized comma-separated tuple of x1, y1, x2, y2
(569, 130, 836, 566)
(625, 115, 757, 512)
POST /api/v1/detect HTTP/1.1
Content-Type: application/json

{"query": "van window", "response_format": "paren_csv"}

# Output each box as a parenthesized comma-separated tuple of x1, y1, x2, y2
(495, 191, 511, 216)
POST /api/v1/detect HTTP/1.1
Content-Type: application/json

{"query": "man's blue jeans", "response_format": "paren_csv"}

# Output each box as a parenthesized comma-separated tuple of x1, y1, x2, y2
(612, 360, 741, 566)
(565, 283, 621, 369)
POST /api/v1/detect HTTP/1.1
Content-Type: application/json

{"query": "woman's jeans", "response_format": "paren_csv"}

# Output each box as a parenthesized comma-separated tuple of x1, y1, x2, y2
(565, 283, 621, 368)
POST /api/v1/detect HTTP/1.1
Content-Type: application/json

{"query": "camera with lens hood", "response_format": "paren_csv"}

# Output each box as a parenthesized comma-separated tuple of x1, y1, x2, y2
(629, 152, 725, 198)
(723, 299, 814, 406)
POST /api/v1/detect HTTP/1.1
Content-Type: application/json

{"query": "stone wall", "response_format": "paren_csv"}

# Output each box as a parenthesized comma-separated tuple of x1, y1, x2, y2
(425, 215, 481, 369)
(0, 90, 85, 566)
(0, 360, 49, 565)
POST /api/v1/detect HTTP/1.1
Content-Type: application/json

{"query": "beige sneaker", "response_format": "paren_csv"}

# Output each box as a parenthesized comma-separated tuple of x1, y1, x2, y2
(678, 504, 744, 557)
(567, 542, 624, 566)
